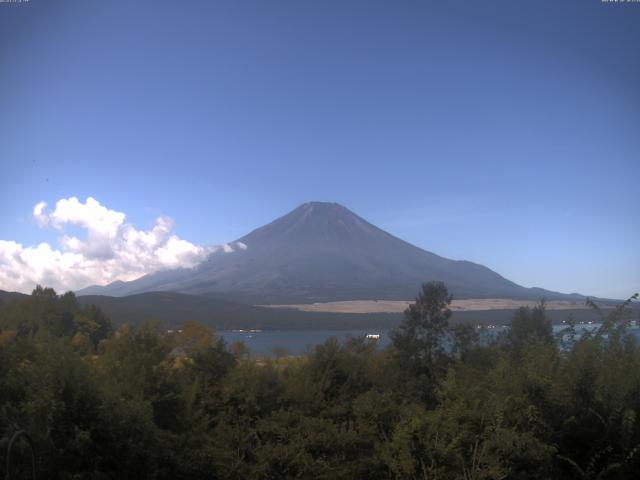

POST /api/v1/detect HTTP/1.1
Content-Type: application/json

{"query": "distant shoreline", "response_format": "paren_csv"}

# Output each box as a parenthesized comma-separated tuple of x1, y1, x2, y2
(260, 298, 598, 314)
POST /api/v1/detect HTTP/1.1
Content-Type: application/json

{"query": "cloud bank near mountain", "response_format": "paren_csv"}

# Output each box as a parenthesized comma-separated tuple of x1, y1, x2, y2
(0, 197, 219, 293)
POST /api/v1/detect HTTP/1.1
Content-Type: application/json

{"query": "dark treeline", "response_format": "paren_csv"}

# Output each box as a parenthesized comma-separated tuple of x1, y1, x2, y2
(1, 283, 639, 479)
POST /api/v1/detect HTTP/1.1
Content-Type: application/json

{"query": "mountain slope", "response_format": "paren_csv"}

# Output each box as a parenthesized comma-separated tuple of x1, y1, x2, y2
(76, 292, 402, 330)
(78, 202, 584, 303)
(0, 289, 28, 305)
(2, 290, 609, 332)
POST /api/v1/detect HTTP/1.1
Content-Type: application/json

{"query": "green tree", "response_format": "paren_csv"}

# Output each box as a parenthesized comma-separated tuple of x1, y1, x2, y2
(508, 300, 553, 349)
(390, 281, 452, 403)
(73, 303, 113, 350)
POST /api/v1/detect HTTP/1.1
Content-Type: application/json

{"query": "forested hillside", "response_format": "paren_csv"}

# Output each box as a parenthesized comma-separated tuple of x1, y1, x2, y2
(1, 284, 639, 479)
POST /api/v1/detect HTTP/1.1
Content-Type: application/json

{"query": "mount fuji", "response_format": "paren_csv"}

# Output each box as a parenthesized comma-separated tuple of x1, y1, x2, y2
(77, 202, 583, 304)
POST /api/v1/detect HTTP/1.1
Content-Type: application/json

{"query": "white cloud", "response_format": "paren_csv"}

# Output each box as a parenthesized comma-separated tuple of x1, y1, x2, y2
(0, 196, 241, 294)
(33, 201, 49, 227)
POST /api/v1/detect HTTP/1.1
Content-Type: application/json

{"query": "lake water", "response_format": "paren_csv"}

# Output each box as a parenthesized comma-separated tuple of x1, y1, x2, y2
(220, 329, 393, 356)
(219, 323, 640, 357)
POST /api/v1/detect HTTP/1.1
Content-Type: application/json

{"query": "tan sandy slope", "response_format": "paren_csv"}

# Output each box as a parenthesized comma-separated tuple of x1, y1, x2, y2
(261, 299, 589, 314)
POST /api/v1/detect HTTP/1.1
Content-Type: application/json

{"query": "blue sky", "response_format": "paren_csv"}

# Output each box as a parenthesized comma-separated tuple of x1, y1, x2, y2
(1, 0, 638, 298)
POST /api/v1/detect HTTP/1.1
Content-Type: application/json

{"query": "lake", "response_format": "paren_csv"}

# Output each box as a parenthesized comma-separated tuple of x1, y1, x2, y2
(219, 329, 393, 356)
(219, 323, 640, 357)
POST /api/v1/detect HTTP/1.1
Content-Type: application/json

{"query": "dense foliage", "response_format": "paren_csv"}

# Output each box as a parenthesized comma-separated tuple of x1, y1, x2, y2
(1, 283, 639, 479)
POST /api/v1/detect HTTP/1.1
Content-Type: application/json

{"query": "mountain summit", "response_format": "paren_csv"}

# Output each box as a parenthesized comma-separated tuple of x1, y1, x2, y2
(239, 202, 404, 253)
(78, 202, 580, 303)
